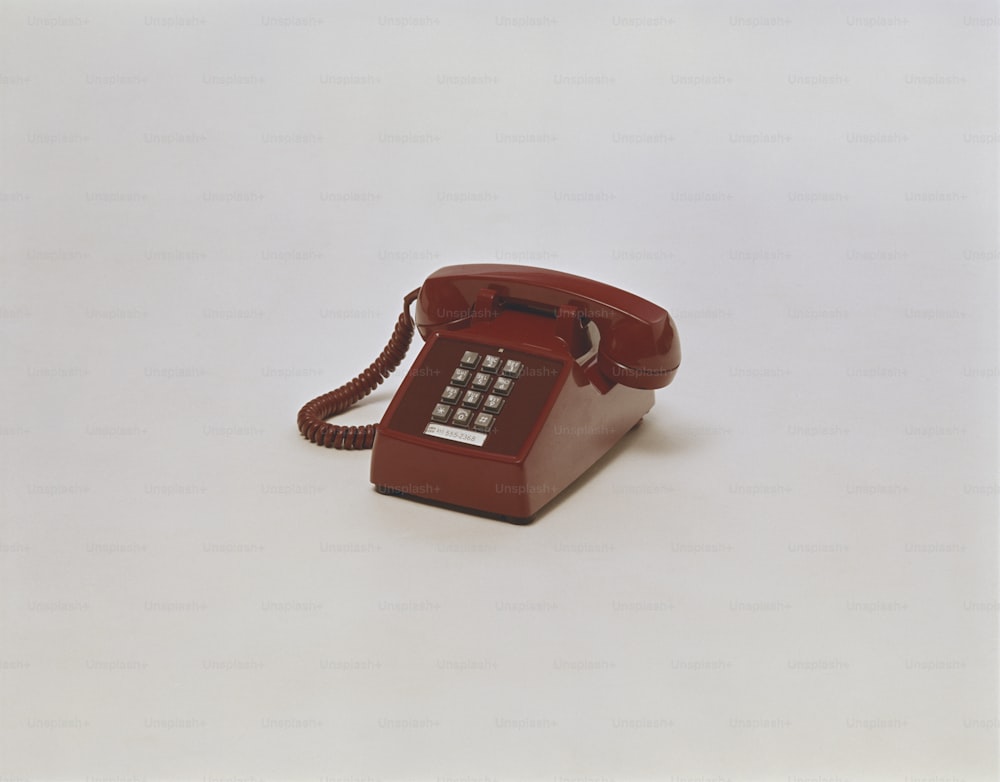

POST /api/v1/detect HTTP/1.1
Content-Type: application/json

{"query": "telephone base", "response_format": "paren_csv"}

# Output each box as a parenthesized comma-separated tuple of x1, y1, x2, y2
(374, 485, 535, 525)
(369, 306, 660, 522)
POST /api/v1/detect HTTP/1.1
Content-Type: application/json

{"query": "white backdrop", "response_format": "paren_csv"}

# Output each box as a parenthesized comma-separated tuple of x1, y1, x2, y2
(1, 2, 997, 780)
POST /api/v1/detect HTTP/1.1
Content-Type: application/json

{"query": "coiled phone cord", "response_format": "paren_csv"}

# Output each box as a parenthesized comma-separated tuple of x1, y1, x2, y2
(297, 288, 420, 449)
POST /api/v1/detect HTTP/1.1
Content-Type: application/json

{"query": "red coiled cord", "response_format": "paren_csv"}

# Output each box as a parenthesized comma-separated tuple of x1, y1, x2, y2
(297, 288, 420, 449)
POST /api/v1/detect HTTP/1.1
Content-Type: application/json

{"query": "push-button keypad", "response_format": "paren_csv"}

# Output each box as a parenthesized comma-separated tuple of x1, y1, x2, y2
(426, 348, 520, 443)
(492, 377, 513, 396)
(483, 394, 504, 414)
(501, 359, 523, 378)
(451, 408, 473, 427)
(473, 413, 495, 433)
(481, 355, 502, 373)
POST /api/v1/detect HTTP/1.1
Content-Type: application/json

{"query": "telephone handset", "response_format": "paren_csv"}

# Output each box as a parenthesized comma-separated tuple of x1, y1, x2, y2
(298, 264, 680, 523)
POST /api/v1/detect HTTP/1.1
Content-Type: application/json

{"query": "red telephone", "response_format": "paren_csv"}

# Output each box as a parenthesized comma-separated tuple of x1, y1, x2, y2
(297, 264, 680, 523)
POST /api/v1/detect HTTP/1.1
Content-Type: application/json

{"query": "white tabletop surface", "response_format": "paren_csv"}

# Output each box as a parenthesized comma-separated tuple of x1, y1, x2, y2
(1, 2, 997, 780)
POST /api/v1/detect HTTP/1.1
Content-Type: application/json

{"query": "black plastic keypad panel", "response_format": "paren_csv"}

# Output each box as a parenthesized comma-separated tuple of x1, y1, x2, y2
(385, 336, 565, 456)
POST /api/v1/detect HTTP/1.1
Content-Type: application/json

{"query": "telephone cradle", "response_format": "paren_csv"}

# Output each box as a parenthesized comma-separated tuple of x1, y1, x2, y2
(297, 264, 680, 523)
